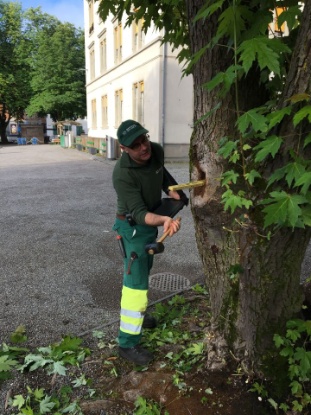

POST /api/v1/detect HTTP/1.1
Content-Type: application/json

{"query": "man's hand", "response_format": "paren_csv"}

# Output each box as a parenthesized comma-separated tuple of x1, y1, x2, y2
(145, 212, 181, 236)
(168, 190, 180, 200)
(163, 216, 181, 236)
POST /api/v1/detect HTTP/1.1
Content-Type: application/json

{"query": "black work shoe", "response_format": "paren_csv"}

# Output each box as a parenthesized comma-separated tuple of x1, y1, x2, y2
(119, 345, 154, 365)
(142, 314, 157, 329)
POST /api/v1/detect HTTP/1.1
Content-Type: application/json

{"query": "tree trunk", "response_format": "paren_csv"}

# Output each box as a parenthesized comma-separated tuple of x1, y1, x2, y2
(0, 104, 10, 144)
(187, 0, 311, 371)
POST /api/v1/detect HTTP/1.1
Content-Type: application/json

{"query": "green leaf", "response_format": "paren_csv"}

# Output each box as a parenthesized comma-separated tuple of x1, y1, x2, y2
(222, 189, 253, 213)
(282, 162, 306, 187)
(39, 395, 55, 414)
(204, 65, 241, 96)
(304, 133, 311, 148)
(244, 170, 261, 185)
(295, 172, 311, 195)
(33, 388, 45, 401)
(277, 5, 303, 31)
(237, 109, 268, 134)
(21, 354, 53, 372)
(301, 205, 311, 226)
(262, 191, 307, 228)
(273, 334, 284, 348)
(268, 398, 278, 410)
(267, 106, 292, 129)
(254, 135, 283, 162)
(48, 361, 67, 376)
(293, 105, 311, 127)
(217, 140, 238, 158)
(0, 355, 19, 372)
(238, 37, 281, 76)
(12, 394, 25, 409)
(194, 0, 225, 22)
(221, 170, 239, 186)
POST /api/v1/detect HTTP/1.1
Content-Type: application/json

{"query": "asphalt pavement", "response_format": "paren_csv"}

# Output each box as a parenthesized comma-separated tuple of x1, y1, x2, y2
(0, 144, 204, 347)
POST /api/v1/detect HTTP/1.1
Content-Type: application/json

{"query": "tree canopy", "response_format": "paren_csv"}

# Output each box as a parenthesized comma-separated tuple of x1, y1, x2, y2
(0, 3, 86, 142)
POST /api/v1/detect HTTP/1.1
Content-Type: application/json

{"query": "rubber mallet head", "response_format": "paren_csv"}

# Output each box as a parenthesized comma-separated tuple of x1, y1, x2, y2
(145, 241, 165, 255)
(145, 216, 181, 255)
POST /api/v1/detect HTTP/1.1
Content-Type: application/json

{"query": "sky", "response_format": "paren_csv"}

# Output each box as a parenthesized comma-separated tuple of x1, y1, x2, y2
(20, 0, 85, 28)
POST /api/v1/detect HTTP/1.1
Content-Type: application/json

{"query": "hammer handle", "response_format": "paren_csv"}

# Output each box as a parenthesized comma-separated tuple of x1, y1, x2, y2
(157, 217, 181, 243)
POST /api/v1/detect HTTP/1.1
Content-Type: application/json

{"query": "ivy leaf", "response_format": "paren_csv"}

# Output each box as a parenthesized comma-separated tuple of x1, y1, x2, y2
(273, 334, 284, 348)
(218, 140, 238, 158)
(48, 361, 67, 376)
(244, 170, 261, 185)
(262, 191, 307, 228)
(293, 348, 311, 377)
(237, 109, 268, 134)
(295, 172, 311, 195)
(267, 167, 286, 188)
(221, 170, 239, 186)
(12, 394, 25, 409)
(301, 205, 311, 227)
(194, 0, 224, 22)
(293, 105, 311, 127)
(20, 354, 53, 372)
(33, 388, 45, 401)
(238, 37, 281, 75)
(267, 106, 291, 129)
(304, 133, 311, 148)
(39, 395, 56, 414)
(283, 162, 306, 187)
(277, 5, 303, 31)
(222, 189, 253, 213)
(218, 5, 252, 40)
(254, 135, 283, 162)
(0, 355, 18, 372)
(205, 65, 242, 96)
(287, 93, 310, 104)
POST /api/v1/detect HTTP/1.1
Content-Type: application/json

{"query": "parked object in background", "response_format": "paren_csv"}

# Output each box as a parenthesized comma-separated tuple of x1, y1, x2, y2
(17, 137, 27, 145)
(30, 137, 38, 145)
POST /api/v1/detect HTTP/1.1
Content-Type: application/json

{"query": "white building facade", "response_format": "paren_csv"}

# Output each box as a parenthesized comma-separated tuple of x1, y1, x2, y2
(83, 0, 193, 159)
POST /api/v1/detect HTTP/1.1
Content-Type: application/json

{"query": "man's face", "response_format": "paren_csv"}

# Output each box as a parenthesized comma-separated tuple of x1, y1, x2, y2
(122, 134, 151, 164)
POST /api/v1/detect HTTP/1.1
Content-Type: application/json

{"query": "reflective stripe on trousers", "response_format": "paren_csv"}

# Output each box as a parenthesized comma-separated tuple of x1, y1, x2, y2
(120, 286, 148, 335)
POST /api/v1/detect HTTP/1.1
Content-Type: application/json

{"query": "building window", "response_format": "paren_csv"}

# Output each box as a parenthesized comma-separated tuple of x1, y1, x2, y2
(91, 99, 97, 129)
(89, 46, 95, 80)
(101, 95, 108, 129)
(132, 19, 145, 52)
(115, 89, 123, 127)
(99, 33, 107, 73)
(132, 81, 144, 124)
(88, 0, 94, 35)
(114, 22, 122, 64)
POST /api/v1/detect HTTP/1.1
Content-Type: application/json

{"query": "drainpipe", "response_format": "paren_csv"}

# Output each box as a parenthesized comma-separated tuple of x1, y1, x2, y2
(161, 31, 167, 148)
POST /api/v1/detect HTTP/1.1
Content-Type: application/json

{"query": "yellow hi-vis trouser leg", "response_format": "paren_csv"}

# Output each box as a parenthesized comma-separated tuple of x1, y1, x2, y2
(113, 218, 157, 348)
(120, 286, 148, 338)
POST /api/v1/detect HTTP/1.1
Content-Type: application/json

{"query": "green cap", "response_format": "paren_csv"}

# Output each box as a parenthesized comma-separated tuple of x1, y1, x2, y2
(117, 120, 149, 147)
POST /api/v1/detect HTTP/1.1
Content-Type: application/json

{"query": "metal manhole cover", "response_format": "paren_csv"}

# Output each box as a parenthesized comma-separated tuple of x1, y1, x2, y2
(149, 273, 190, 292)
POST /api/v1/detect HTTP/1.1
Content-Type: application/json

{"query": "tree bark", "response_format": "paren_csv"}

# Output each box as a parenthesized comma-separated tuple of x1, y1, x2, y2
(187, 0, 311, 371)
(0, 104, 10, 144)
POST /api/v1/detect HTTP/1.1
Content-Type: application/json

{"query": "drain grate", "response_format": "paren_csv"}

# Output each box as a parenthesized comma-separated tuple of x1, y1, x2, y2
(149, 273, 190, 292)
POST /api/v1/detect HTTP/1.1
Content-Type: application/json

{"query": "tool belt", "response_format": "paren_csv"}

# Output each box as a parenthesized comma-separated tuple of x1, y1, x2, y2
(116, 214, 126, 220)
(116, 213, 136, 226)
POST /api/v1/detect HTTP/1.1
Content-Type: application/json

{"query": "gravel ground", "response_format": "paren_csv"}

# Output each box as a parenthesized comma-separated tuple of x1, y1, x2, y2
(0, 144, 204, 349)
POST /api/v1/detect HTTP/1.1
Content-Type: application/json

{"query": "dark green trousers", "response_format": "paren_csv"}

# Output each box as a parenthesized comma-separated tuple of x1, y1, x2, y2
(113, 218, 157, 348)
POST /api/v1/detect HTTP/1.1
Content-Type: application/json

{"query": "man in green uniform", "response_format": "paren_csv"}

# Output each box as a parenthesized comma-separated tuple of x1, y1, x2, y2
(113, 119, 181, 365)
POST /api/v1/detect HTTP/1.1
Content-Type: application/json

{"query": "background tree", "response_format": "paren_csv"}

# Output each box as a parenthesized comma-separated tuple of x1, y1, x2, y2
(0, 4, 86, 143)
(98, 0, 311, 375)
(0, 1, 32, 143)
(25, 9, 86, 122)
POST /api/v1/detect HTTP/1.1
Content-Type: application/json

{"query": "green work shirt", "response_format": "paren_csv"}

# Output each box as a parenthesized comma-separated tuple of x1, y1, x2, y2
(112, 142, 170, 225)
